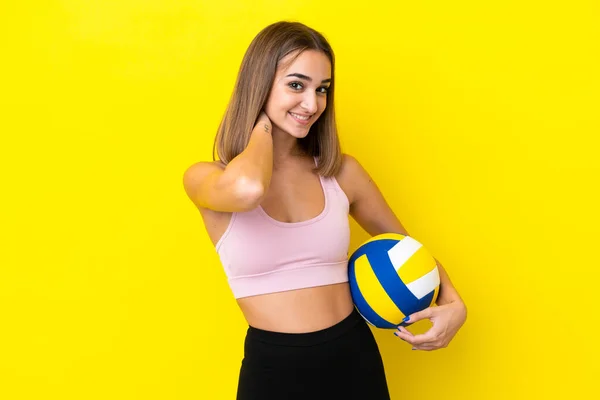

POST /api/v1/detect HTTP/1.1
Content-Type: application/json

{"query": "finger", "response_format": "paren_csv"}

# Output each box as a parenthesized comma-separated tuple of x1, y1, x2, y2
(395, 331, 424, 345)
(403, 329, 439, 346)
(394, 326, 415, 341)
(403, 307, 435, 325)
(395, 326, 414, 336)
(411, 339, 442, 351)
(411, 345, 436, 351)
(413, 342, 445, 351)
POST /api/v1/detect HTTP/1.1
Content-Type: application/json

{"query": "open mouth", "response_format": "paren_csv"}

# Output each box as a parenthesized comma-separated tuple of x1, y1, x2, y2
(289, 112, 312, 124)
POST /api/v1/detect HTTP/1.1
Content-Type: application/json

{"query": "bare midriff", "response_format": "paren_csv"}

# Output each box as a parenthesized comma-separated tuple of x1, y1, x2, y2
(236, 282, 355, 333)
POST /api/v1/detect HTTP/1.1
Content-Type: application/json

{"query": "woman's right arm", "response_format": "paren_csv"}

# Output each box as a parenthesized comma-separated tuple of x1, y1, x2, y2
(183, 113, 273, 212)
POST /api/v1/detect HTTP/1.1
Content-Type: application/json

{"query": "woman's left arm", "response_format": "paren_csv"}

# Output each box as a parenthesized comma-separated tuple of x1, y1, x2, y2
(339, 154, 467, 350)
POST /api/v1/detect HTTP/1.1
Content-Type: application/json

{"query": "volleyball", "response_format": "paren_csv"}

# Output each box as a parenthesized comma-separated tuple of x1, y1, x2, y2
(348, 233, 440, 329)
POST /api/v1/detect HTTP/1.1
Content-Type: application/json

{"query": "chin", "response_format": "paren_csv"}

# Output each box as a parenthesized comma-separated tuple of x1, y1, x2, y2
(288, 126, 311, 139)
(289, 127, 312, 139)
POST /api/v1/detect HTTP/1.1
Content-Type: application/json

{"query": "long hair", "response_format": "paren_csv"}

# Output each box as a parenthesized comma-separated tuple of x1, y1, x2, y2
(212, 21, 342, 177)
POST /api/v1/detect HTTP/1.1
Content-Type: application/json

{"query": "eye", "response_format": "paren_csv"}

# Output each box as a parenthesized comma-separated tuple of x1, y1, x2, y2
(317, 86, 329, 94)
(288, 81, 304, 90)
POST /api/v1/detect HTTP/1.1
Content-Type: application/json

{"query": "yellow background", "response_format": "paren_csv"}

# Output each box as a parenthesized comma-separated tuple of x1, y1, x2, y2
(1, 1, 598, 399)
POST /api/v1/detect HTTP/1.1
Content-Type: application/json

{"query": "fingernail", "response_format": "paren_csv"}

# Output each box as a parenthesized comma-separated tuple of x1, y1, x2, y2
(402, 316, 410, 322)
(412, 348, 417, 351)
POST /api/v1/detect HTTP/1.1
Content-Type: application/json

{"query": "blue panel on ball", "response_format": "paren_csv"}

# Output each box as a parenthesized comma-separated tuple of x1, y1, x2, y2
(348, 257, 397, 329)
(407, 290, 436, 316)
(355, 239, 420, 317)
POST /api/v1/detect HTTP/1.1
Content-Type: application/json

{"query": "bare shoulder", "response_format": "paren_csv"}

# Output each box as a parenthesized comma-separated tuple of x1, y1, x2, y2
(335, 153, 371, 206)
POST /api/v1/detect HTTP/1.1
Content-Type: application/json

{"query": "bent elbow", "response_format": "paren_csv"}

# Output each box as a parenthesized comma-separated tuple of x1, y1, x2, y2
(233, 176, 265, 211)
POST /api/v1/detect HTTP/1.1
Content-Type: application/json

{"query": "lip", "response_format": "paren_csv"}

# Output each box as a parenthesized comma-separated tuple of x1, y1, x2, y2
(288, 112, 312, 125)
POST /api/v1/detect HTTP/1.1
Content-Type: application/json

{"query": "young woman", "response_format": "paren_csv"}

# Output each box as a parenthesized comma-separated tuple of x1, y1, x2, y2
(183, 21, 467, 400)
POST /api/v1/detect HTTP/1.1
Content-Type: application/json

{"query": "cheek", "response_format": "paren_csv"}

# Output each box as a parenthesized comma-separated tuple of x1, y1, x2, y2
(266, 92, 295, 112)
(318, 98, 327, 114)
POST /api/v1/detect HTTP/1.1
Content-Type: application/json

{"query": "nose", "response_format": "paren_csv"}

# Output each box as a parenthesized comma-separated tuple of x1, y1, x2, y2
(301, 92, 318, 114)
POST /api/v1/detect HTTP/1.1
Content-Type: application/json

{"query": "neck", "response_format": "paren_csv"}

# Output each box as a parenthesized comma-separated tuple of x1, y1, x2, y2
(271, 125, 304, 167)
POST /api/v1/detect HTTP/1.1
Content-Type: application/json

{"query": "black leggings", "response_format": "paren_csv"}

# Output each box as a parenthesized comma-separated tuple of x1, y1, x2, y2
(236, 308, 391, 400)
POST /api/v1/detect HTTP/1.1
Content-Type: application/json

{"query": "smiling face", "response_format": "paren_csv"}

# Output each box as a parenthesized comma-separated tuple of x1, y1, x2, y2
(263, 49, 332, 140)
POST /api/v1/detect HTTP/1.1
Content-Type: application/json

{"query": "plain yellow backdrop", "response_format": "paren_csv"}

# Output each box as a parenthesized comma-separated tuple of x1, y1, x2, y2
(1, 1, 598, 399)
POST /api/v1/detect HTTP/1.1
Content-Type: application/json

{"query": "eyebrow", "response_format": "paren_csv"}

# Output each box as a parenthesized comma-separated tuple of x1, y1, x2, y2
(285, 73, 331, 84)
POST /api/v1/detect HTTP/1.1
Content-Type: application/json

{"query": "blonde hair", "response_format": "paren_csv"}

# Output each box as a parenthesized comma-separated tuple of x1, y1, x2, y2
(213, 21, 342, 177)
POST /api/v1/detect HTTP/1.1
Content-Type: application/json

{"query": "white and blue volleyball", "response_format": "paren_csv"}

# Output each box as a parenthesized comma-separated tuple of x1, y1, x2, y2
(348, 233, 440, 329)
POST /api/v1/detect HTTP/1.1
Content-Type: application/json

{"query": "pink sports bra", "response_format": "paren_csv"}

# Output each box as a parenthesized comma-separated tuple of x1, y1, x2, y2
(215, 168, 351, 299)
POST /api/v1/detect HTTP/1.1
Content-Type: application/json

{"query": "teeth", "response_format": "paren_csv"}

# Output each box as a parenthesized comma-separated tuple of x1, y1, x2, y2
(290, 112, 310, 120)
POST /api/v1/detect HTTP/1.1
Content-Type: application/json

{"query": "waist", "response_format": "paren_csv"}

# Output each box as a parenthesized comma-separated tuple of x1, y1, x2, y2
(238, 282, 354, 333)
(245, 306, 364, 347)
